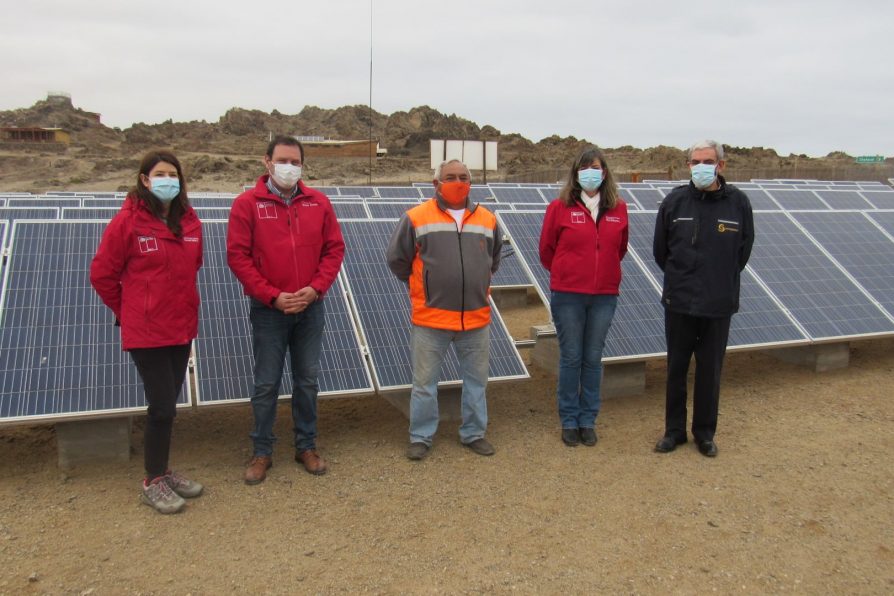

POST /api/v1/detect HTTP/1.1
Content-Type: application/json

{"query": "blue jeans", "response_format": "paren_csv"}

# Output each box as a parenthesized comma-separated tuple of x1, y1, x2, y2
(409, 324, 490, 446)
(249, 299, 325, 456)
(550, 292, 618, 430)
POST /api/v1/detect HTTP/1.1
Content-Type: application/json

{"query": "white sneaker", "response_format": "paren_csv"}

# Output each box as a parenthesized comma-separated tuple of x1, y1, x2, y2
(141, 477, 186, 514)
(163, 470, 204, 498)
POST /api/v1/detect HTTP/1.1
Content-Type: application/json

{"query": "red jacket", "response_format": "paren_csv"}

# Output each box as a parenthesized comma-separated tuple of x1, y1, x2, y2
(90, 195, 203, 350)
(539, 198, 628, 295)
(227, 176, 345, 305)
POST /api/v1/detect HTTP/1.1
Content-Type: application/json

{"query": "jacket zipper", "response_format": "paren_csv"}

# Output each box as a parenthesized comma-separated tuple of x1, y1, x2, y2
(457, 213, 467, 330)
(286, 201, 302, 288)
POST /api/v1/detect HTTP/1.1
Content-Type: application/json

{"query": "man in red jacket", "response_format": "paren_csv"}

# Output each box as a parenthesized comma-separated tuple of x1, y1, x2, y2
(227, 136, 345, 484)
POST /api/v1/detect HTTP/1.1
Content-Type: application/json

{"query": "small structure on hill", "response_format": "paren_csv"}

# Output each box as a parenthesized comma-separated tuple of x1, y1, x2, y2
(2, 126, 71, 146)
(294, 136, 386, 158)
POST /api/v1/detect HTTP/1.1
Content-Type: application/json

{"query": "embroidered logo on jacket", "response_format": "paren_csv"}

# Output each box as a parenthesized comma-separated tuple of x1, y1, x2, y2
(138, 236, 158, 253)
(717, 219, 739, 233)
(184, 236, 199, 243)
(257, 202, 278, 219)
(605, 216, 621, 223)
(571, 211, 586, 224)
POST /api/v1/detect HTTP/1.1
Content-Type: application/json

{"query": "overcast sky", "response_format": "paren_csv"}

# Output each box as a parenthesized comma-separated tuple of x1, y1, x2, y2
(3, 1, 892, 157)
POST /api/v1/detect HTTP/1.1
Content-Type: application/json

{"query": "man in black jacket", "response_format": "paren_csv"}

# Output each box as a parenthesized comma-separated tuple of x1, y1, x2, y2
(652, 140, 754, 457)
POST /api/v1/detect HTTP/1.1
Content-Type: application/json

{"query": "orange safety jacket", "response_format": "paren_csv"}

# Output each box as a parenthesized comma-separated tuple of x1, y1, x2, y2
(386, 196, 503, 331)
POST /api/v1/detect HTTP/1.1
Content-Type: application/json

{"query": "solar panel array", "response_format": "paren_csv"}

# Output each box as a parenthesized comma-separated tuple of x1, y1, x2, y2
(0, 221, 189, 422)
(2, 178, 893, 423)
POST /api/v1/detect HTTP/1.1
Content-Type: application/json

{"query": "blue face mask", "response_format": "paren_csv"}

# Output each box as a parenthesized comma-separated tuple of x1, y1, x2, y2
(150, 177, 180, 202)
(578, 168, 603, 192)
(690, 164, 717, 190)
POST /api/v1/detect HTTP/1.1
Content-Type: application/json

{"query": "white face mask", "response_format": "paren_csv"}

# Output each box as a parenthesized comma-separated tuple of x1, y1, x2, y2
(271, 163, 301, 188)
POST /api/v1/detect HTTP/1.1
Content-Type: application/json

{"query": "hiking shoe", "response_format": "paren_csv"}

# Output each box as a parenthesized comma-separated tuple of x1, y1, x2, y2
(406, 442, 431, 460)
(296, 449, 328, 475)
(141, 476, 185, 514)
(164, 470, 204, 498)
(463, 438, 495, 456)
(245, 455, 272, 485)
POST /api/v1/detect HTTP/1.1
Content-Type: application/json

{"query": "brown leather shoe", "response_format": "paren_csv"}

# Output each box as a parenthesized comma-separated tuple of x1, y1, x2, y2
(244, 455, 272, 485)
(296, 449, 328, 475)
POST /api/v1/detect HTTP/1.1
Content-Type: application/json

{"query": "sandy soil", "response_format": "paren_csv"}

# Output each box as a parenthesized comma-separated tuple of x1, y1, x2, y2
(0, 299, 892, 595)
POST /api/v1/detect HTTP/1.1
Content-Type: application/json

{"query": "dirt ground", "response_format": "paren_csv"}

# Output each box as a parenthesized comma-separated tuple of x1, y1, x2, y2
(0, 299, 892, 595)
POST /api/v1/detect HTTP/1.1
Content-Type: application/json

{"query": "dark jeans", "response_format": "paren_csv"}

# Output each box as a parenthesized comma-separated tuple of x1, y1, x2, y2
(249, 299, 325, 456)
(129, 343, 191, 478)
(664, 311, 731, 443)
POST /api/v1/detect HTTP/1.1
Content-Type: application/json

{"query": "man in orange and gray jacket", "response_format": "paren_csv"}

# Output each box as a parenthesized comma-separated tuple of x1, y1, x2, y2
(386, 159, 503, 461)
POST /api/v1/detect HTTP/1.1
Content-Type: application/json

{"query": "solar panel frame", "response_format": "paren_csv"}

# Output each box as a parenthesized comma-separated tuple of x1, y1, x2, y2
(0, 220, 190, 424)
(192, 221, 374, 406)
(338, 219, 529, 391)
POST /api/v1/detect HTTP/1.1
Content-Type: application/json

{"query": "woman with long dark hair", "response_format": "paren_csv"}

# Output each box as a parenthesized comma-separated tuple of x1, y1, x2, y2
(91, 150, 204, 513)
(539, 146, 628, 447)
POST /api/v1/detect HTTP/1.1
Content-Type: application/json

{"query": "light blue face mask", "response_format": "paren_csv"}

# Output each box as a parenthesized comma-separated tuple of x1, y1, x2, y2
(690, 164, 717, 190)
(578, 168, 603, 192)
(150, 177, 180, 202)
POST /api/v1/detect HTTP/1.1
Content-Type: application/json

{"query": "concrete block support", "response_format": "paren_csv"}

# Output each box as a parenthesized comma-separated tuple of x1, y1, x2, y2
(56, 417, 132, 469)
(529, 325, 646, 398)
(768, 342, 850, 372)
(381, 387, 462, 422)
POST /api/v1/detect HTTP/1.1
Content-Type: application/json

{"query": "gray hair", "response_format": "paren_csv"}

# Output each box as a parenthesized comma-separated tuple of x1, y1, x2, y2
(688, 140, 725, 161)
(433, 159, 471, 181)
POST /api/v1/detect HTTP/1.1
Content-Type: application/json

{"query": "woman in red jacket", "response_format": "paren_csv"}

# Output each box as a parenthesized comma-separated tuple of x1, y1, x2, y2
(539, 147, 628, 447)
(90, 150, 204, 514)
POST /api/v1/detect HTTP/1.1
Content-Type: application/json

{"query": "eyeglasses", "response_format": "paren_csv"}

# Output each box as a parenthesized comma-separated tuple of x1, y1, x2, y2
(688, 159, 717, 166)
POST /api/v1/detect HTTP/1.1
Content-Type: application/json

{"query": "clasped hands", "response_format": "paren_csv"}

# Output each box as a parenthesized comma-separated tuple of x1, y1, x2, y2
(273, 286, 318, 314)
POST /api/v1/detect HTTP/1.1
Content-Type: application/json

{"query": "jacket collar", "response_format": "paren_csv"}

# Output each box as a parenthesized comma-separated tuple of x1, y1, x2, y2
(688, 174, 729, 201)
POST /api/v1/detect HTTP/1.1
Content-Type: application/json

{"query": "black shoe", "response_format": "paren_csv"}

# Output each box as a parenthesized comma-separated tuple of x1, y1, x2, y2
(561, 428, 580, 447)
(697, 439, 718, 457)
(579, 428, 597, 446)
(463, 438, 495, 456)
(406, 442, 431, 460)
(654, 434, 687, 453)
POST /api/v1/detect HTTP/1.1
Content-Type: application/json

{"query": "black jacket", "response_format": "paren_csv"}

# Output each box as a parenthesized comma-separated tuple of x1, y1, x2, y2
(653, 176, 754, 317)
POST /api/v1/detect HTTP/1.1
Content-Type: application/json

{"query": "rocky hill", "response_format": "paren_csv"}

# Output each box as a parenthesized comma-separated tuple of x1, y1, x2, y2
(0, 96, 890, 193)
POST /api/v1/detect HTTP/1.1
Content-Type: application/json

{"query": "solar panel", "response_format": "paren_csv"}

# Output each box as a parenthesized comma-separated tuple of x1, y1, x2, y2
(746, 212, 894, 340)
(61, 208, 119, 220)
(860, 191, 894, 209)
(338, 220, 528, 390)
(630, 189, 665, 210)
(765, 189, 829, 210)
(0, 199, 5, 208)
(626, 212, 807, 349)
(188, 197, 236, 208)
(791, 211, 894, 318)
(367, 203, 413, 219)
(193, 207, 231, 220)
(741, 189, 781, 210)
(813, 190, 874, 210)
(865, 211, 894, 236)
(491, 242, 534, 288)
(331, 201, 370, 220)
(0, 221, 188, 423)
(496, 211, 667, 360)
(0, 207, 61, 225)
(192, 221, 373, 405)
(336, 186, 376, 198)
(7, 198, 80, 208)
(491, 188, 547, 204)
(82, 198, 126, 208)
(376, 187, 422, 199)
(468, 187, 496, 202)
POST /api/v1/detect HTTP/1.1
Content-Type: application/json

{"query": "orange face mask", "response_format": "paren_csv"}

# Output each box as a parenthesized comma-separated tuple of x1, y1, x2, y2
(439, 181, 471, 205)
